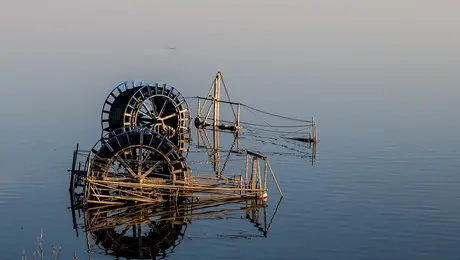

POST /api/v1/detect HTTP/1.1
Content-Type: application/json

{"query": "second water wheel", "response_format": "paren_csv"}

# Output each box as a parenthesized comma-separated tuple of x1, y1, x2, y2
(100, 81, 191, 155)
(91, 127, 187, 183)
(87, 127, 188, 204)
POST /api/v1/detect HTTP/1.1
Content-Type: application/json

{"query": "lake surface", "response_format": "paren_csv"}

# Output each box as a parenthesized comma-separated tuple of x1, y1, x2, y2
(1, 1, 460, 259)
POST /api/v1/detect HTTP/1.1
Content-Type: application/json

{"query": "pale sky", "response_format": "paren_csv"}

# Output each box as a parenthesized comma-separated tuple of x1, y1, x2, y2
(0, 0, 459, 127)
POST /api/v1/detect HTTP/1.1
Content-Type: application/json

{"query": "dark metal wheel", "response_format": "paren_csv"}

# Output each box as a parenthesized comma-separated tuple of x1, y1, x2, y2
(123, 84, 191, 154)
(90, 127, 187, 182)
(100, 81, 191, 155)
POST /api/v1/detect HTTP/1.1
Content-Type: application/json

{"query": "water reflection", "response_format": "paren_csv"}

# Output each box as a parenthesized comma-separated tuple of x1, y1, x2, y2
(70, 193, 281, 259)
(84, 201, 186, 259)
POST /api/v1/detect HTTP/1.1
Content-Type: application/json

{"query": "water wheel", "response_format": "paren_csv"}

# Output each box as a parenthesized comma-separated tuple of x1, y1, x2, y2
(91, 127, 186, 182)
(123, 84, 191, 154)
(100, 81, 191, 155)
(86, 127, 187, 204)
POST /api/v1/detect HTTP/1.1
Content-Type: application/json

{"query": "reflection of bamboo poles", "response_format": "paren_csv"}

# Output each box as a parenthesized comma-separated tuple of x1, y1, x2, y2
(312, 143, 317, 166)
(195, 127, 241, 176)
(85, 198, 268, 230)
(71, 193, 284, 258)
(213, 124, 220, 175)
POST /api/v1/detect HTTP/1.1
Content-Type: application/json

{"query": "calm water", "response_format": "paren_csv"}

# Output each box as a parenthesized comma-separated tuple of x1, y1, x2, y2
(1, 1, 460, 259)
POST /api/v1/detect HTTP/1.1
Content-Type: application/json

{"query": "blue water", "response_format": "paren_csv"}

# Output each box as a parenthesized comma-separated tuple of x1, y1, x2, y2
(1, 1, 460, 259)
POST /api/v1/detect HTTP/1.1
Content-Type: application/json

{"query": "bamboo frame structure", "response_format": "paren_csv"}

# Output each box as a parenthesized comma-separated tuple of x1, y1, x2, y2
(69, 135, 280, 207)
(195, 72, 242, 138)
(67, 70, 319, 218)
(192, 72, 318, 175)
(79, 152, 277, 206)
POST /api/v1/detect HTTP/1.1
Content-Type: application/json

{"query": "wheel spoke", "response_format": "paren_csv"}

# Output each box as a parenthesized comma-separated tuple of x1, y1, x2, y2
(149, 97, 159, 117)
(141, 103, 154, 118)
(138, 106, 152, 119)
(142, 160, 163, 178)
(137, 148, 143, 177)
(158, 99, 169, 119)
(114, 154, 136, 177)
(159, 112, 178, 121)
(141, 149, 151, 164)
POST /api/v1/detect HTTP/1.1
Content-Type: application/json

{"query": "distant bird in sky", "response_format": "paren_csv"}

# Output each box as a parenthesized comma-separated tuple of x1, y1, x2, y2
(163, 44, 176, 50)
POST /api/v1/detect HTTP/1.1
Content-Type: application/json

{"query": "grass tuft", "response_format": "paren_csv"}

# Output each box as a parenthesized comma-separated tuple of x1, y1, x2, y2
(21, 231, 77, 260)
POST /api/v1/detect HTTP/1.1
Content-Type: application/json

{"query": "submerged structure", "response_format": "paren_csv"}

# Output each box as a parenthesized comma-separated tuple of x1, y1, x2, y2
(68, 71, 317, 258)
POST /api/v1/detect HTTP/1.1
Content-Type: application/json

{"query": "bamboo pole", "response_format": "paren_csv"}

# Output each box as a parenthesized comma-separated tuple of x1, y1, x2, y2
(236, 103, 241, 129)
(199, 80, 215, 115)
(257, 159, 262, 190)
(267, 161, 283, 197)
(251, 158, 256, 190)
(69, 143, 79, 192)
(203, 100, 213, 124)
(87, 178, 266, 192)
(239, 175, 243, 195)
(214, 72, 220, 127)
(236, 104, 241, 151)
(212, 73, 221, 176)
(85, 200, 267, 232)
(197, 97, 201, 146)
(245, 153, 249, 189)
(263, 160, 268, 192)
(213, 128, 220, 176)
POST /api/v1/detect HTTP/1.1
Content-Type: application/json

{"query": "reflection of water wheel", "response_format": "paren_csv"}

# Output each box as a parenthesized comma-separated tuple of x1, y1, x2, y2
(100, 81, 191, 154)
(89, 201, 187, 259)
